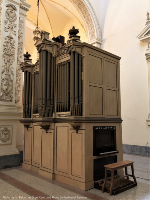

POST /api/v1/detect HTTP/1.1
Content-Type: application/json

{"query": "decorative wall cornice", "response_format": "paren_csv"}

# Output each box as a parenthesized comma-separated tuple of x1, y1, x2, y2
(137, 23, 150, 43)
(1, 0, 20, 6)
(20, 1, 31, 12)
(138, 13, 150, 61)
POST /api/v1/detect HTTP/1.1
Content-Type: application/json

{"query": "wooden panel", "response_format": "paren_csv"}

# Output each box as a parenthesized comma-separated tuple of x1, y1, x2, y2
(24, 129, 31, 163)
(89, 86, 103, 115)
(105, 60, 117, 88)
(33, 126, 41, 165)
(56, 126, 68, 173)
(71, 132, 83, 177)
(106, 89, 118, 116)
(88, 54, 102, 85)
(41, 131, 52, 169)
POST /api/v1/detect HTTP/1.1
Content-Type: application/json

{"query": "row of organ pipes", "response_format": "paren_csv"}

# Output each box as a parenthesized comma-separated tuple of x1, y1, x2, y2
(21, 27, 83, 118)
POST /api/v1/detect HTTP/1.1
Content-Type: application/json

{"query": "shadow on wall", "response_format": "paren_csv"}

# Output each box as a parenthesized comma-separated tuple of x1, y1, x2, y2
(100, 0, 111, 48)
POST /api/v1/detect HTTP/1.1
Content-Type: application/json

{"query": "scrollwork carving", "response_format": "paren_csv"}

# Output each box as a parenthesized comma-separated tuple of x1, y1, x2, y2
(57, 45, 72, 57)
(33, 61, 39, 74)
(0, 4, 17, 102)
(69, 0, 94, 41)
(70, 123, 81, 133)
(0, 36, 15, 101)
(15, 17, 24, 103)
(4, 4, 17, 36)
(0, 125, 13, 145)
(69, 0, 101, 43)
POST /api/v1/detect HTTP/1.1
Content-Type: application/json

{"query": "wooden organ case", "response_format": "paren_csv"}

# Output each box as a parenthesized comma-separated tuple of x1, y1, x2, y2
(20, 28, 123, 191)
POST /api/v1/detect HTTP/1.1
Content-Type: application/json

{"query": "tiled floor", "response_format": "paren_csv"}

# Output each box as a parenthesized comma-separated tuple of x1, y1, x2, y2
(0, 154, 149, 200)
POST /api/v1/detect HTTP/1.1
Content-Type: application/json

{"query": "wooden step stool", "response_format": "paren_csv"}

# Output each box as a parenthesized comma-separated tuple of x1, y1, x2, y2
(102, 160, 137, 195)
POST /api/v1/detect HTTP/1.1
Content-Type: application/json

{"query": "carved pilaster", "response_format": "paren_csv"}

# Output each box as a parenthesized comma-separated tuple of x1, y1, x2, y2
(15, 17, 24, 104)
(0, 2, 19, 103)
(138, 14, 150, 124)
(0, 0, 30, 107)
(0, 0, 30, 160)
(15, 1, 30, 105)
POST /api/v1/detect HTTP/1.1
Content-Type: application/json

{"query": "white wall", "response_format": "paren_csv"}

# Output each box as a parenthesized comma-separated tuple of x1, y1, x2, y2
(89, 0, 150, 147)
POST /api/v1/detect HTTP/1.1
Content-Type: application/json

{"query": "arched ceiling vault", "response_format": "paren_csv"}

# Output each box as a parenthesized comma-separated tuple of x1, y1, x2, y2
(25, 0, 101, 62)
(26, 0, 87, 38)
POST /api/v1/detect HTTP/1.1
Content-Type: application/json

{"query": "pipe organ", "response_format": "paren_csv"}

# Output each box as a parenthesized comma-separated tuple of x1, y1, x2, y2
(38, 50, 55, 118)
(20, 27, 123, 191)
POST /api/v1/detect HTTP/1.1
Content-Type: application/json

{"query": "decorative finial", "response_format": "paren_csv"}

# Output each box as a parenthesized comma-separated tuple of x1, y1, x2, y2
(68, 26, 81, 43)
(24, 52, 31, 61)
(69, 26, 79, 38)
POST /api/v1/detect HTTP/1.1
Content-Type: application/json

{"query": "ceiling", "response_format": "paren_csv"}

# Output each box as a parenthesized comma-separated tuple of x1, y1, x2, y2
(25, 0, 87, 62)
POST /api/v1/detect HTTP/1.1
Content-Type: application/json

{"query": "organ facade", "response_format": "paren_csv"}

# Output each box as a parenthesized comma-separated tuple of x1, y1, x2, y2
(20, 27, 123, 190)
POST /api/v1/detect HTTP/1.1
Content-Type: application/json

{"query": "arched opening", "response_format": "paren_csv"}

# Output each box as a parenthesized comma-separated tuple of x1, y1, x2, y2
(25, 0, 102, 62)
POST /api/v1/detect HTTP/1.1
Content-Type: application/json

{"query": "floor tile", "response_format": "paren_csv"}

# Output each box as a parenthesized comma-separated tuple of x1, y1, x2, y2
(0, 154, 149, 200)
(0, 178, 31, 200)
(89, 182, 150, 200)
(1, 169, 91, 200)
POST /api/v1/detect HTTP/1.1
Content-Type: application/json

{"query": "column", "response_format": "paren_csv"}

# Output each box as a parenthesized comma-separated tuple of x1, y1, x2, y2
(0, 0, 30, 168)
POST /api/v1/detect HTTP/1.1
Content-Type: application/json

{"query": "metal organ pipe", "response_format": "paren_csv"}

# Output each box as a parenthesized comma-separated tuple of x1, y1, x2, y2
(42, 50, 47, 117)
(26, 71, 29, 117)
(70, 51, 75, 115)
(47, 52, 51, 117)
(23, 71, 27, 118)
(39, 50, 43, 117)
(24, 47, 82, 118)
(66, 62, 69, 111)
(50, 56, 54, 117)
(79, 54, 82, 116)
(29, 72, 32, 118)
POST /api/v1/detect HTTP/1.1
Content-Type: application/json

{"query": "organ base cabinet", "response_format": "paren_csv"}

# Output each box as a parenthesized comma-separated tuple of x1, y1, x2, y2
(20, 28, 123, 190)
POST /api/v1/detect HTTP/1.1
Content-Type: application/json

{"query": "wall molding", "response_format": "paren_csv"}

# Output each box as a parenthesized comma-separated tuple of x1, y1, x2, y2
(0, 153, 21, 169)
(123, 144, 150, 157)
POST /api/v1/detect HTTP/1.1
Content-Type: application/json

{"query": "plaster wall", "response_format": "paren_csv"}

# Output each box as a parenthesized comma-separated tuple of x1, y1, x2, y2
(89, 0, 150, 147)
